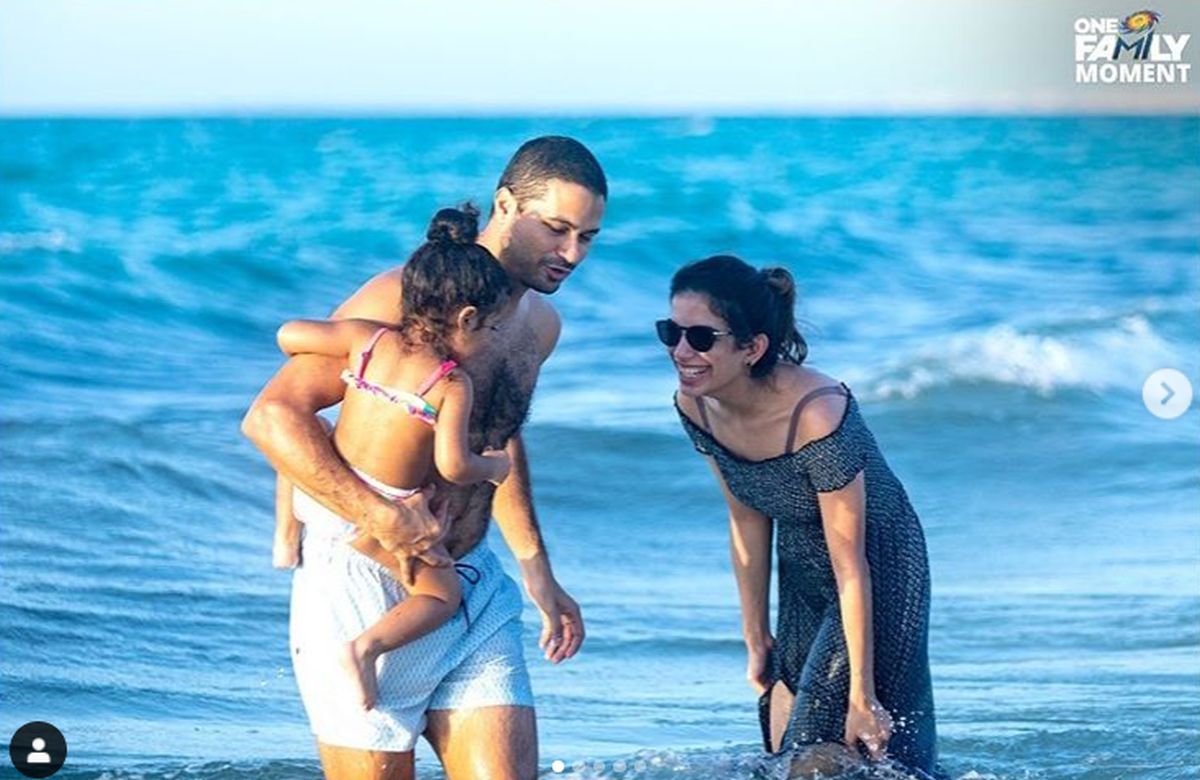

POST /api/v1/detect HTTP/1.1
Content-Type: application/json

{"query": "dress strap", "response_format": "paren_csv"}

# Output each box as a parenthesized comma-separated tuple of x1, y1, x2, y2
(785, 384, 850, 454)
(356, 327, 391, 380)
(415, 359, 459, 398)
(695, 396, 713, 432)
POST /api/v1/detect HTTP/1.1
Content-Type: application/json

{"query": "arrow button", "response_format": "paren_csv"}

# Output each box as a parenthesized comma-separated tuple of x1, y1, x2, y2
(1144, 369, 1192, 420)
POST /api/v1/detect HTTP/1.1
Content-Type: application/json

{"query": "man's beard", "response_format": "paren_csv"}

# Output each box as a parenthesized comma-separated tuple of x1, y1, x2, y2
(502, 246, 561, 294)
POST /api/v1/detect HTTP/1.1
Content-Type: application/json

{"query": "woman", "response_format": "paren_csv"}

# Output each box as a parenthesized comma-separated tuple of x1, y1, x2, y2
(663, 255, 945, 778)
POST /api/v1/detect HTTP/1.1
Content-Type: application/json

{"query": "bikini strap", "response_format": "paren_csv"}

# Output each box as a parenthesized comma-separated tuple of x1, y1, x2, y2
(785, 384, 850, 454)
(695, 396, 713, 432)
(356, 327, 390, 381)
(415, 359, 459, 398)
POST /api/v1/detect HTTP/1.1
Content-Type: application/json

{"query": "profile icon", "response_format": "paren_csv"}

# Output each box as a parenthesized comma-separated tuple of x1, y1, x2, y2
(27, 738, 51, 764)
(8, 722, 67, 778)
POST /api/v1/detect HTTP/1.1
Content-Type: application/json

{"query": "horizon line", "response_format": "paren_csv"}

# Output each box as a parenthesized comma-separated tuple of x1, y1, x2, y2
(3, 103, 1199, 119)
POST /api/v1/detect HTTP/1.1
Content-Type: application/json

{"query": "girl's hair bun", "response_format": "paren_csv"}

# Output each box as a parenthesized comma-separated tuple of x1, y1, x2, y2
(426, 203, 481, 245)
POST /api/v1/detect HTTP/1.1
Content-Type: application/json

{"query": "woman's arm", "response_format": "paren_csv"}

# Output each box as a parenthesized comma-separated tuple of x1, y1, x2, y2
(818, 472, 892, 759)
(433, 372, 510, 486)
(818, 473, 873, 697)
(276, 318, 382, 358)
(707, 458, 774, 688)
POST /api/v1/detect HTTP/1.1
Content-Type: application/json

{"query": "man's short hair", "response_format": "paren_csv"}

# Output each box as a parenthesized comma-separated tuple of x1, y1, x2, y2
(497, 136, 608, 204)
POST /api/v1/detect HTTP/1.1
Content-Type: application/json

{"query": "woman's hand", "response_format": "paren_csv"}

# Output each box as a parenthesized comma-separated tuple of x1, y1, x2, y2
(844, 693, 893, 760)
(746, 636, 774, 695)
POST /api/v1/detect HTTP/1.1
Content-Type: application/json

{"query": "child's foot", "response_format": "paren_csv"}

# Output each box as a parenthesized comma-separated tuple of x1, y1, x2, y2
(273, 538, 300, 569)
(338, 638, 379, 710)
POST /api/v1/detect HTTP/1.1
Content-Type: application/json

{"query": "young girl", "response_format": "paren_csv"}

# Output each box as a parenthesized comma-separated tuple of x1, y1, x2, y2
(272, 205, 512, 710)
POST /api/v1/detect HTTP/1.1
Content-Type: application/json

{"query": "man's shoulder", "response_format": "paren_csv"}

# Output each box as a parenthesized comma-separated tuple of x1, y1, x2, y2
(333, 267, 406, 321)
(523, 293, 562, 363)
(525, 292, 561, 329)
(366, 266, 406, 294)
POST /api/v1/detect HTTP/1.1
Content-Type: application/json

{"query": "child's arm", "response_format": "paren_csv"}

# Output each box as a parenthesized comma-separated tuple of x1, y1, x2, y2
(434, 372, 510, 486)
(276, 318, 384, 358)
(273, 472, 302, 569)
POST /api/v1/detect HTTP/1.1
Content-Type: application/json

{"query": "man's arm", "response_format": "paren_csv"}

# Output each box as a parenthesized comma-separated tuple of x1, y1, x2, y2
(490, 294, 561, 566)
(241, 270, 445, 556)
(490, 296, 584, 663)
(242, 355, 391, 528)
(490, 433, 544, 563)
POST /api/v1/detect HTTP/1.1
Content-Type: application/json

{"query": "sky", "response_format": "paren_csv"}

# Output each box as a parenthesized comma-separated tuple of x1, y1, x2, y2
(1, 0, 1198, 115)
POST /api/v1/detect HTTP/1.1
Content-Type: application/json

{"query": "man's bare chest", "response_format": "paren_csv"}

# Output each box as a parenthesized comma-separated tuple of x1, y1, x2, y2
(466, 324, 541, 446)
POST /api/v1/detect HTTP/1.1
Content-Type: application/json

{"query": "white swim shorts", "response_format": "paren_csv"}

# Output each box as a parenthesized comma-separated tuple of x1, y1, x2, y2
(288, 487, 534, 751)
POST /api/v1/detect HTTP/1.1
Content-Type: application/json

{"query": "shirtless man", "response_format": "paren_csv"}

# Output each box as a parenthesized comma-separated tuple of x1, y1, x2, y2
(241, 136, 607, 780)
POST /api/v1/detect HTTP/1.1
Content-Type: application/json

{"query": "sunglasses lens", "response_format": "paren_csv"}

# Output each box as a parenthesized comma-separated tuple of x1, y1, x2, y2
(656, 319, 682, 347)
(658, 320, 724, 352)
(685, 327, 718, 352)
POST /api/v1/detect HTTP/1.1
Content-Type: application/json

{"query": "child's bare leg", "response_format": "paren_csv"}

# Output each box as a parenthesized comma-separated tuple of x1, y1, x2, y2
(273, 416, 334, 569)
(339, 546, 462, 710)
(272, 473, 301, 569)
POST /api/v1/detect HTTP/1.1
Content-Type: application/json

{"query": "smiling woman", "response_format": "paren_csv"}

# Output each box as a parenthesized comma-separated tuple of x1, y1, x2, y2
(663, 255, 947, 779)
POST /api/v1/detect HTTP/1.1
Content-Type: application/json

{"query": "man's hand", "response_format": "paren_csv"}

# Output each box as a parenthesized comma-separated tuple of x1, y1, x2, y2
(369, 487, 451, 565)
(524, 571, 584, 663)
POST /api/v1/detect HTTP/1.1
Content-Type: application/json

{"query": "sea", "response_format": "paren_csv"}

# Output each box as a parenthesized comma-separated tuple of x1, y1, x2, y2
(1, 117, 1197, 779)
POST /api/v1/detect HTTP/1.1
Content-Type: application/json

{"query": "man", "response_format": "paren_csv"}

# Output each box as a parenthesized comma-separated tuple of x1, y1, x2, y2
(242, 136, 607, 780)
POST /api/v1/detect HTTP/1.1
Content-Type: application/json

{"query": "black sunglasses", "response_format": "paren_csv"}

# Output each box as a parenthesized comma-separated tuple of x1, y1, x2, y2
(655, 319, 734, 352)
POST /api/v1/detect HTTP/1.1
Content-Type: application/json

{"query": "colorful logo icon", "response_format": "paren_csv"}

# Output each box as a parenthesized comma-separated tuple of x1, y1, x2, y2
(1121, 10, 1161, 35)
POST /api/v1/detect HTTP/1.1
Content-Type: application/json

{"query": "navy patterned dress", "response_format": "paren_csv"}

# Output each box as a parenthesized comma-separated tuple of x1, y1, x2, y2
(677, 385, 944, 777)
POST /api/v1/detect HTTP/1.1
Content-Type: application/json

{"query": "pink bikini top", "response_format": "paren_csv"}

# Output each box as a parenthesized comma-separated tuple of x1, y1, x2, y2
(340, 327, 457, 426)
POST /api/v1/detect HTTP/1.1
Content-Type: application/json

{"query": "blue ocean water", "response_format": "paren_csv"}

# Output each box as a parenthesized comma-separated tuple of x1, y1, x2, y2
(1, 117, 1197, 779)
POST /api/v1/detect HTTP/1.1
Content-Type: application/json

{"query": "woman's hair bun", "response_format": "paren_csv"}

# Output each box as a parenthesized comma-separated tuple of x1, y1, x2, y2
(670, 255, 808, 377)
(762, 266, 795, 299)
(426, 203, 481, 245)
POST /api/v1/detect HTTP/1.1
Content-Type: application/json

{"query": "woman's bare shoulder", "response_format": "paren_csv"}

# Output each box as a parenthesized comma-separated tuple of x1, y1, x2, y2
(673, 390, 705, 427)
(784, 366, 849, 446)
